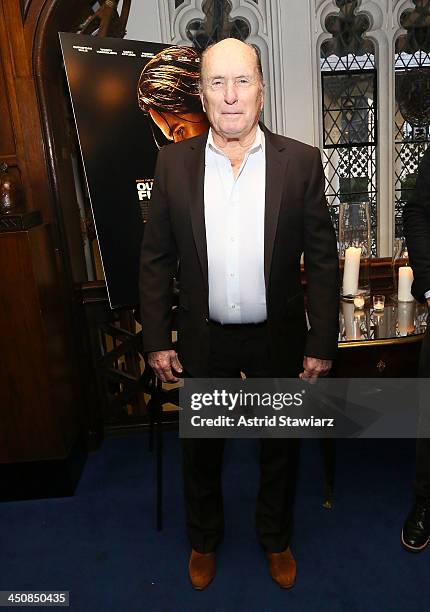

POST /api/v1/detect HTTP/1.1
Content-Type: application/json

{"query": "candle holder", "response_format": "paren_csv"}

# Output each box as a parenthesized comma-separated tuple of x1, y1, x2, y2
(397, 301, 416, 336)
(373, 294, 385, 311)
(341, 300, 363, 340)
(354, 308, 365, 322)
(339, 201, 371, 300)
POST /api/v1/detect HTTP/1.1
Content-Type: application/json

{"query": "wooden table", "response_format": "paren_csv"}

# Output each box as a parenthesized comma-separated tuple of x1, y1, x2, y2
(321, 296, 427, 507)
(334, 297, 427, 377)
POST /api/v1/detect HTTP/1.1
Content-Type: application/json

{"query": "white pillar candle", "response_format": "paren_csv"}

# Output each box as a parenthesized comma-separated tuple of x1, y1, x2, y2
(343, 246, 361, 297)
(398, 266, 414, 302)
(398, 302, 415, 335)
(342, 301, 361, 340)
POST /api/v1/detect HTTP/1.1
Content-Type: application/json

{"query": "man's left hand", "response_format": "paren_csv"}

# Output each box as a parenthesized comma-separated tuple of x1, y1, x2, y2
(299, 356, 332, 382)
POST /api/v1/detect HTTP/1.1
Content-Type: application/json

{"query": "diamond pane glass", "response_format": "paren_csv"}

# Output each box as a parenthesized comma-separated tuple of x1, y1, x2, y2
(394, 0, 430, 241)
(323, 72, 376, 146)
(320, 1, 377, 254)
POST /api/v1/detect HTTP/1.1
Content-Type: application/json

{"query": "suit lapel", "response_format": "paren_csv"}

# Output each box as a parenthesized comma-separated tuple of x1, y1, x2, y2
(263, 128, 289, 290)
(183, 128, 289, 293)
(184, 133, 208, 289)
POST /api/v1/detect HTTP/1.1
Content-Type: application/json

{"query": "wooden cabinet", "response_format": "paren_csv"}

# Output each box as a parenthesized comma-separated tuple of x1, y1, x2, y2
(333, 337, 423, 378)
(0, 224, 86, 500)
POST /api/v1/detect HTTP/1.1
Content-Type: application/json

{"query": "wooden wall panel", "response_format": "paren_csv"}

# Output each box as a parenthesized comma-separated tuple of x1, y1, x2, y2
(0, 0, 34, 211)
(0, 0, 88, 468)
(2, 0, 30, 77)
(0, 228, 66, 462)
(0, 54, 16, 156)
(28, 224, 81, 451)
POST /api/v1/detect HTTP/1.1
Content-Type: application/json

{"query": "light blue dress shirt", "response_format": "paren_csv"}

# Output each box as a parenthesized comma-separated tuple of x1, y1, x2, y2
(204, 127, 267, 324)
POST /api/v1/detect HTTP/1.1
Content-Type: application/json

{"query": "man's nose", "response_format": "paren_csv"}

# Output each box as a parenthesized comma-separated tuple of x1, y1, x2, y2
(224, 81, 238, 104)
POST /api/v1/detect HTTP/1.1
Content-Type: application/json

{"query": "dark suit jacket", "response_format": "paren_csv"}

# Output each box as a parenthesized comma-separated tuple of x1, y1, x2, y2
(139, 125, 339, 377)
(403, 148, 430, 302)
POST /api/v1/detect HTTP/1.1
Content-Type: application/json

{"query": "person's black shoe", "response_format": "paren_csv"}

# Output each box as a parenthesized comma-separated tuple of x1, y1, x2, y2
(401, 500, 430, 552)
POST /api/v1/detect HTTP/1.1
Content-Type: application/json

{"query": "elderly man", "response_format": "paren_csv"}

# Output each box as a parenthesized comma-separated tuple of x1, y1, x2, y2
(402, 148, 430, 552)
(140, 38, 339, 589)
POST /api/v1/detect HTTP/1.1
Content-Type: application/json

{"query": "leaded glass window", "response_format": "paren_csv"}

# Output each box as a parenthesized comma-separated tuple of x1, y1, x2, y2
(321, 0, 378, 255)
(394, 0, 430, 242)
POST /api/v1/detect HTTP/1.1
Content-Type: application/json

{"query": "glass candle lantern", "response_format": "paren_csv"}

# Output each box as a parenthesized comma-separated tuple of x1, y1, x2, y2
(339, 201, 371, 299)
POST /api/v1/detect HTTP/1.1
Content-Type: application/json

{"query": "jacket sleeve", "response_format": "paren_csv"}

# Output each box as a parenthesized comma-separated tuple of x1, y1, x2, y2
(303, 147, 340, 359)
(403, 149, 430, 303)
(139, 146, 178, 352)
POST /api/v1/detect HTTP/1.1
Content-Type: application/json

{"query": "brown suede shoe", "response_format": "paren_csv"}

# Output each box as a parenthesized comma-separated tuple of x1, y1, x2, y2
(188, 549, 216, 590)
(267, 547, 296, 588)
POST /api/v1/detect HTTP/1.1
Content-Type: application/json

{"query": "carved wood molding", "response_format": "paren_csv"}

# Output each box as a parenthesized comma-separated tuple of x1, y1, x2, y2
(77, 0, 131, 37)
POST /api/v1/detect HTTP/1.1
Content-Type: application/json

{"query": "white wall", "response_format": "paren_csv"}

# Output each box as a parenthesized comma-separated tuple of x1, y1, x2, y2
(123, 0, 163, 43)
(276, 0, 316, 145)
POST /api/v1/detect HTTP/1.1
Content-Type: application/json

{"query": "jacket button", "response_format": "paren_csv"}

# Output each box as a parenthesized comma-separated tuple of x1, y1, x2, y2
(205, 317, 209, 324)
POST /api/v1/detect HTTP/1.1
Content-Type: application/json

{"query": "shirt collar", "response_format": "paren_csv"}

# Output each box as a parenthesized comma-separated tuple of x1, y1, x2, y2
(207, 125, 264, 156)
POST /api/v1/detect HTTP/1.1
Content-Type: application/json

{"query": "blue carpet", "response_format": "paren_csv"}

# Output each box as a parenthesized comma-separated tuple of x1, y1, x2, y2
(0, 433, 428, 611)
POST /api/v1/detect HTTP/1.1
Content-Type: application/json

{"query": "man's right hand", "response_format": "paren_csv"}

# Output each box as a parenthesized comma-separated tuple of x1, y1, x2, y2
(147, 350, 183, 383)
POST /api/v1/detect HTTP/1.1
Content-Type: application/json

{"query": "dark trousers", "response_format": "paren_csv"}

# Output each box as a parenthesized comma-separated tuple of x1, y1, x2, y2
(415, 320, 430, 501)
(182, 321, 299, 553)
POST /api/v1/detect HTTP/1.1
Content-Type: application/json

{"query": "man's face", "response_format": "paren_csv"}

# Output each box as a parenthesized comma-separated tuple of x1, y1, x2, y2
(199, 41, 264, 140)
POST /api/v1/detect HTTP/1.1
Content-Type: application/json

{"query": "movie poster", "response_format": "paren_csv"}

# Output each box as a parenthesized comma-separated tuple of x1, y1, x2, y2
(59, 33, 208, 308)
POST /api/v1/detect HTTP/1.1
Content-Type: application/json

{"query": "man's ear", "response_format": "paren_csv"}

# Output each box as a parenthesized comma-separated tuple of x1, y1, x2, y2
(200, 91, 206, 113)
